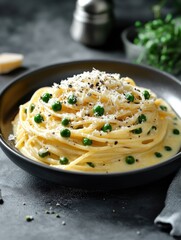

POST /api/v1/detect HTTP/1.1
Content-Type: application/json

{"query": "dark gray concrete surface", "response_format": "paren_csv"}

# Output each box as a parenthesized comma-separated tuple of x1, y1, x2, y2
(0, 0, 180, 239)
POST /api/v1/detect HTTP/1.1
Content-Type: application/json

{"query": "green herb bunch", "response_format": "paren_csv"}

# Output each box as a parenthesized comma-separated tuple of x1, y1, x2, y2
(134, 14, 181, 74)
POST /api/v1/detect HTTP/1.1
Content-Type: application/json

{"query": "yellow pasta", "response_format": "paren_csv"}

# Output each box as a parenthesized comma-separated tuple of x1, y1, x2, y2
(12, 69, 181, 173)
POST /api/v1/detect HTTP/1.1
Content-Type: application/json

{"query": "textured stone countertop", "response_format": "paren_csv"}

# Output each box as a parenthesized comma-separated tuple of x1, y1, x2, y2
(0, 0, 180, 239)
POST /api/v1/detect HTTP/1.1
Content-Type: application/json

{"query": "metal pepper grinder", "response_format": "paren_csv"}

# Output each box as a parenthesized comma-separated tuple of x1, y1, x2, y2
(70, 0, 114, 47)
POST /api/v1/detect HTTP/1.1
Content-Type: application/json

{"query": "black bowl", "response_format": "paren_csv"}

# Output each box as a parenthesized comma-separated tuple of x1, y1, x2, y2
(0, 60, 181, 189)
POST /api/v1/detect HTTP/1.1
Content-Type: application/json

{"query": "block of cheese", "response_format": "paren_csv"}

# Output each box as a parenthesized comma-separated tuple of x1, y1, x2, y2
(0, 53, 24, 74)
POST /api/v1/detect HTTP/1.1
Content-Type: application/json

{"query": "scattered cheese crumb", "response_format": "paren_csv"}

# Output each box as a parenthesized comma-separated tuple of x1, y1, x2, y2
(8, 134, 16, 141)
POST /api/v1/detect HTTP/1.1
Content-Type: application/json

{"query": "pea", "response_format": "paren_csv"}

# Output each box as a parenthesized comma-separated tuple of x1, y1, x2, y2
(143, 90, 150, 100)
(125, 93, 134, 102)
(59, 157, 69, 165)
(138, 114, 147, 123)
(38, 148, 50, 158)
(155, 152, 162, 158)
(52, 101, 62, 111)
(101, 123, 112, 132)
(60, 129, 71, 138)
(173, 129, 180, 135)
(41, 93, 52, 103)
(67, 95, 77, 104)
(164, 146, 172, 151)
(82, 138, 92, 146)
(61, 118, 70, 126)
(93, 105, 104, 116)
(125, 156, 135, 164)
(34, 114, 44, 123)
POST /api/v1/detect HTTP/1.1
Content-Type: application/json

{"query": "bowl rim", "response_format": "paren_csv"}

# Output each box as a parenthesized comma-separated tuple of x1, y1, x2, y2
(0, 59, 181, 178)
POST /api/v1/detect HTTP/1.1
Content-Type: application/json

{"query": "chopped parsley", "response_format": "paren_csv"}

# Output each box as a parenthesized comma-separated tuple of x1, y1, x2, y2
(131, 128, 142, 134)
(30, 103, 35, 112)
(160, 105, 167, 111)
(86, 162, 95, 168)
(138, 114, 147, 123)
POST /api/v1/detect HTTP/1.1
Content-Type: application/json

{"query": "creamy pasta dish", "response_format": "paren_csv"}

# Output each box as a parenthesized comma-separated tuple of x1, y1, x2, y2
(12, 69, 181, 173)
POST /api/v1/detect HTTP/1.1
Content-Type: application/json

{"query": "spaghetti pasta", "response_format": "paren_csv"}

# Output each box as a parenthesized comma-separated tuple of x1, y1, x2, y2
(12, 69, 181, 172)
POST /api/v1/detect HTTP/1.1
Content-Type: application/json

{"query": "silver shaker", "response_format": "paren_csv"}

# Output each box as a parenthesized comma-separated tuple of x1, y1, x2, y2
(70, 0, 114, 47)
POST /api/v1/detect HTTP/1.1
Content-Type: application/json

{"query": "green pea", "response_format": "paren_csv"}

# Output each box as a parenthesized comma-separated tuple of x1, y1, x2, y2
(101, 123, 112, 132)
(61, 118, 70, 126)
(41, 93, 52, 103)
(59, 157, 69, 165)
(173, 129, 180, 135)
(38, 148, 50, 158)
(34, 114, 44, 123)
(138, 114, 147, 123)
(82, 138, 92, 146)
(52, 101, 62, 111)
(125, 156, 135, 164)
(164, 146, 172, 151)
(125, 93, 134, 102)
(60, 128, 71, 138)
(154, 152, 162, 158)
(93, 105, 104, 116)
(143, 90, 150, 100)
(67, 95, 77, 104)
